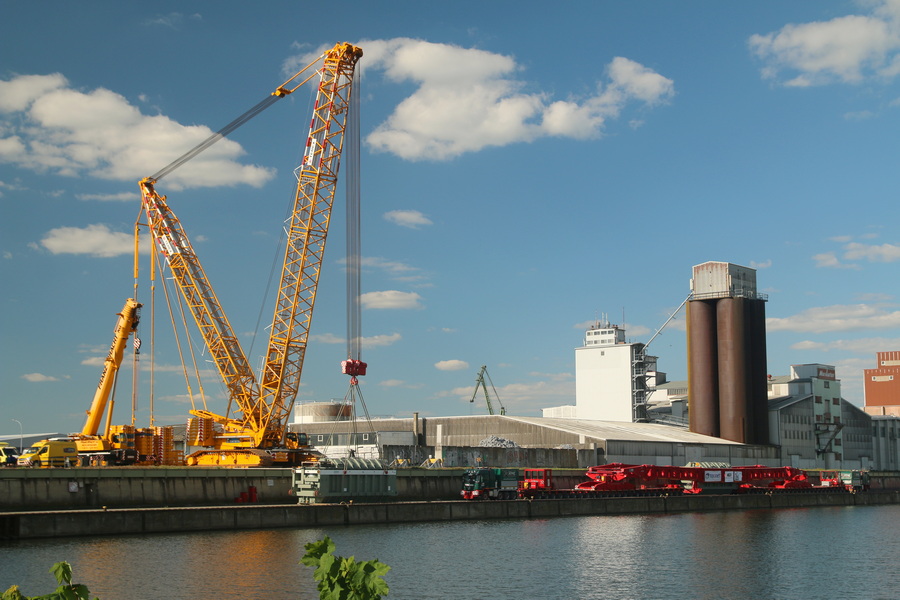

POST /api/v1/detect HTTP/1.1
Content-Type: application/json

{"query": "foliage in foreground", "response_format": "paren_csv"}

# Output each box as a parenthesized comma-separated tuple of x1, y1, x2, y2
(301, 535, 391, 600)
(6, 539, 390, 600)
(2, 562, 98, 600)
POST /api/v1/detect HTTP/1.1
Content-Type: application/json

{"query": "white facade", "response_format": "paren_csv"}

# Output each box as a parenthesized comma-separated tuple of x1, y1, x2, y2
(576, 321, 646, 422)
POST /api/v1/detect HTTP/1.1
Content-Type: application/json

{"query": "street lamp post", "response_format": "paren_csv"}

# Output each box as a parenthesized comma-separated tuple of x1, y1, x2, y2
(11, 419, 23, 453)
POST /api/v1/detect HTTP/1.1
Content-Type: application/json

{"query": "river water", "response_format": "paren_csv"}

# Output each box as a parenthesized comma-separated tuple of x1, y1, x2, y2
(2, 505, 899, 599)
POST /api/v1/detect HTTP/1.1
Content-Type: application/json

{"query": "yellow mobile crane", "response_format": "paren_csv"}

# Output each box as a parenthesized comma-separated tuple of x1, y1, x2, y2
(139, 43, 363, 467)
(70, 298, 142, 465)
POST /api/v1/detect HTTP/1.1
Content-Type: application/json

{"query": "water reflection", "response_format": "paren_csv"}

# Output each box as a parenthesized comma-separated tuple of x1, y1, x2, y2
(1, 505, 898, 599)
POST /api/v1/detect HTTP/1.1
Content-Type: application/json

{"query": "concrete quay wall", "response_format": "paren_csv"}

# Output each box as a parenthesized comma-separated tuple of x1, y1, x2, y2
(2, 490, 898, 540)
(0, 467, 579, 512)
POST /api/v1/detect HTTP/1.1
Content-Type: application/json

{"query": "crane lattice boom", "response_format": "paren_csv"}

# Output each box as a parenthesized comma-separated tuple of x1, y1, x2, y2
(138, 42, 362, 461)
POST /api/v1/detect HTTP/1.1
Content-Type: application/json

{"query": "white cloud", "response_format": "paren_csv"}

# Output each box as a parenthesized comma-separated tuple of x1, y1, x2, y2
(311, 332, 400, 347)
(360, 290, 423, 309)
(345, 38, 672, 160)
(814, 239, 900, 268)
(383, 210, 433, 228)
(767, 303, 900, 332)
(76, 192, 139, 202)
(790, 336, 900, 353)
(39, 224, 149, 258)
(749, 2, 900, 86)
(435, 359, 469, 371)
(750, 259, 772, 269)
(813, 251, 858, 269)
(843, 241, 900, 262)
(22, 372, 59, 382)
(0, 73, 274, 189)
(362, 333, 402, 348)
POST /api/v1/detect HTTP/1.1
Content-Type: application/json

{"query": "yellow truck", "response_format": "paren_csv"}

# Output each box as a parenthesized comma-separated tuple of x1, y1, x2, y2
(0, 442, 19, 466)
(17, 439, 78, 468)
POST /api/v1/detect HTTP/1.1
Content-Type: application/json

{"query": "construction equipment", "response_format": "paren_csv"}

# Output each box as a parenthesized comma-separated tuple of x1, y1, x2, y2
(460, 467, 519, 500)
(461, 463, 856, 500)
(139, 42, 363, 467)
(69, 299, 142, 465)
(470, 365, 506, 416)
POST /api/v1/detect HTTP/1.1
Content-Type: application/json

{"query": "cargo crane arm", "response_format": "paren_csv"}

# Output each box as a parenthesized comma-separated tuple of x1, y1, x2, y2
(139, 42, 363, 456)
(80, 298, 142, 437)
(470, 365, 506, 416)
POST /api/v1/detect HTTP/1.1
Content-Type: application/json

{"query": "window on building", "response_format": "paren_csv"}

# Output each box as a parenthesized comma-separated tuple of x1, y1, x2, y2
(824, 381, 830, 388)
(832, 398, 839, 405)
(815, 396, 822, 404)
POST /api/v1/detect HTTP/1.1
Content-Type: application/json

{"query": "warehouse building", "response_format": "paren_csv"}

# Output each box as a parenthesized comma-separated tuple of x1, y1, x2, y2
(289, 412, 779, 468)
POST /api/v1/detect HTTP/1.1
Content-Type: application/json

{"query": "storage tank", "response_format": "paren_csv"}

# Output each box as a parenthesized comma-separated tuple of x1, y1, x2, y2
(687, 262, 769, 444)
(293, 401, 352, 424)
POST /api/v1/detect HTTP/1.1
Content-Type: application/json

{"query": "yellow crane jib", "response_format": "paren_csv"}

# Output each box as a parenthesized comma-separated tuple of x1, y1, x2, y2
(138, 43, 363, 467)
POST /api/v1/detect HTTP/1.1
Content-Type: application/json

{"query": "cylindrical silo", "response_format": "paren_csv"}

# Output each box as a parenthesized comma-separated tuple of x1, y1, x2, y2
(687, 299, 719, 437)
(746, 298, 769, 444)
(717, 297, 748, 443)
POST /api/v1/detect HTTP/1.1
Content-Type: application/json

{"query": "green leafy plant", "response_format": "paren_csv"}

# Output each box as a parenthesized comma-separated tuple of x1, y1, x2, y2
(2, 562, 98, 600)
(301, 536, 391, 600)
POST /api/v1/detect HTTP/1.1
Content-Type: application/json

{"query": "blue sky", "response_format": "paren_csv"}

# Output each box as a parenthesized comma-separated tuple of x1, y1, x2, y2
(2, 1, 900, 434)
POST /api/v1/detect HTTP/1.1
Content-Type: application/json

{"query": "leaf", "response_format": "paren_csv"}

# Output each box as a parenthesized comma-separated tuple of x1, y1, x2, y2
(49, 563, 73, 586)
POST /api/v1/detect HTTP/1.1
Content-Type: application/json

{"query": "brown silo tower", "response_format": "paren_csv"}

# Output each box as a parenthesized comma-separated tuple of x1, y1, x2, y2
(686, 262, 769, 444)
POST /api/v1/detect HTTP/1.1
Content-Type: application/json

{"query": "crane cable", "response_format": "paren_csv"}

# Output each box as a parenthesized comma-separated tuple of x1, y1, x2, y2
(146, 51, 325, 183)
(149, 95, 282, 182)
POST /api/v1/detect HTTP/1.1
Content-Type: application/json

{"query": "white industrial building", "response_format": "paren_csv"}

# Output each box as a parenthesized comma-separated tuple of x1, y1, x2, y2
(544, 320, 663, 422)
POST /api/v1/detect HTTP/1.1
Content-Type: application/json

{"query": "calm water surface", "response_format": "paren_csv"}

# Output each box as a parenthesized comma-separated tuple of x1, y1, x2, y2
(1, 505, 898, 599)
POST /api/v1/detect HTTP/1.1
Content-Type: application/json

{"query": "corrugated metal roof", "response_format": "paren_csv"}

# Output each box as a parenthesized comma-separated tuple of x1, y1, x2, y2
(505, 417, 745, 445)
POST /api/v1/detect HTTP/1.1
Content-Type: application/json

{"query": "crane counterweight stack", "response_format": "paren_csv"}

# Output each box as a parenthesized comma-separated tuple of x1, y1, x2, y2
(138, 42, 363, 467)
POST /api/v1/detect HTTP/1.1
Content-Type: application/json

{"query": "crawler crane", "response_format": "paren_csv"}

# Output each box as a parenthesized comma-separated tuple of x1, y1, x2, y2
(139, 42, 363, 467)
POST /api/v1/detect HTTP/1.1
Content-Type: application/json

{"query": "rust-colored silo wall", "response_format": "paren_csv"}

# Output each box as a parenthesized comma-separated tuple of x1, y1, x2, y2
(687, 299, 719, 437)
(717, 297, 748, 443)
(746, 299, 769, 444)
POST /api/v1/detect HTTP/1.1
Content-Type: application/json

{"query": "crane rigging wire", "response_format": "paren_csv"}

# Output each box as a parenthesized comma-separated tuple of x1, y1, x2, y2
(146, 51, 324, 183)
(149, 95, 281, 182)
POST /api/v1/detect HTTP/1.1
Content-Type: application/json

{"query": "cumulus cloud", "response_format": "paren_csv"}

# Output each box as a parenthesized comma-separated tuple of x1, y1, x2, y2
(38, 224, 144, 258)
(767, 303, 900, 332)
(383, 210, 433, 228)
(76, 192, 139, 202)
(0, 73, 274, 189)
(446, 375, 576, 414)
(435, 359, 469, 371)
(814, 238, 900, 268)
(311, 332, 402, 347)
(749, 1, 900, 86)
(790, 336, 900, 353)
(289, 38, 673, 161)
(21, 372, 59, 382)
(360, 290, 423, 309)
(843, 241, 900, 262)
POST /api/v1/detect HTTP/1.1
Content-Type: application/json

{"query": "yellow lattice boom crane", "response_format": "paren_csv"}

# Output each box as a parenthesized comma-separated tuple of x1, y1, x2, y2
(138, 42, 363, 467)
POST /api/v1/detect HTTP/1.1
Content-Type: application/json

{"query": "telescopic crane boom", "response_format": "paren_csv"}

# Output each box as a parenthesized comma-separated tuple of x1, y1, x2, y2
(70, 298, 142, 465)
(139, 42, 363, 466)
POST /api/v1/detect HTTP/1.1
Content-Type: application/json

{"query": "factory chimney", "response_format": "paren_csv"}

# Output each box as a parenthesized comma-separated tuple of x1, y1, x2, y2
(687, 262, 769, 444)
